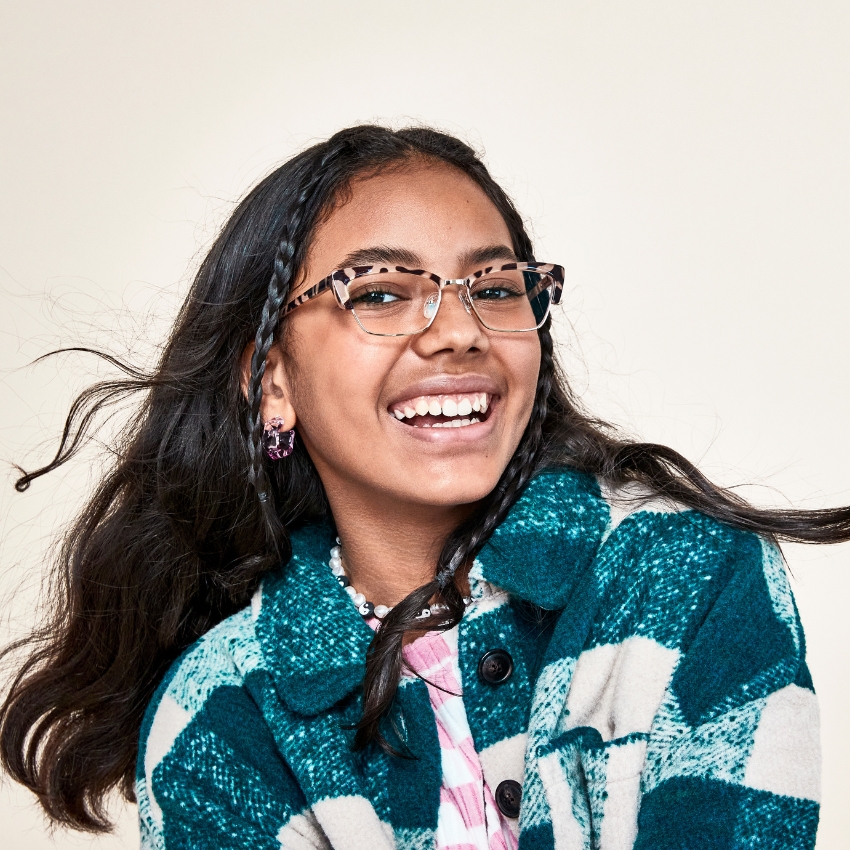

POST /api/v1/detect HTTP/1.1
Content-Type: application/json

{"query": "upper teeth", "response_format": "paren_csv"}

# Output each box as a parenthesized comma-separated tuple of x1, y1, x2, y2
(391, 393, 490, 421)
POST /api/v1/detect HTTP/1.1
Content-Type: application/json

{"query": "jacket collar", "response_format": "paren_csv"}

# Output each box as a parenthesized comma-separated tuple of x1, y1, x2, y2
(474, 468, 609, 609)
(254, 468, 609, 716)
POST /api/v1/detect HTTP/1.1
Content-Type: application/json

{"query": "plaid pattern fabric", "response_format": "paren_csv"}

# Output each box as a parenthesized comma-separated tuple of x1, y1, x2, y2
(136, 469, 820, 849)
(402, 625, 518, 850)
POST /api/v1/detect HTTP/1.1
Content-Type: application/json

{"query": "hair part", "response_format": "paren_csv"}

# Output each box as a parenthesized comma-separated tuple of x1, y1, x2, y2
(3, 124, 850, 831)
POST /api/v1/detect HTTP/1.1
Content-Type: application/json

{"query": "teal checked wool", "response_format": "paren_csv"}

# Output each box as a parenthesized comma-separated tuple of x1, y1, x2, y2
(136, 468, 820, 849)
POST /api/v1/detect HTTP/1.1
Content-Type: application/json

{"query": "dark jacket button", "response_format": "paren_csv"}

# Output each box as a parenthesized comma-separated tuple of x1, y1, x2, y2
(477, 649, 514, 685)
(495, 779, 522, 818)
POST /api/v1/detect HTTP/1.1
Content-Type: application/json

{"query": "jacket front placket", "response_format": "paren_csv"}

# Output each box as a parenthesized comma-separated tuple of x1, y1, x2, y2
(471, 470, 611, 847)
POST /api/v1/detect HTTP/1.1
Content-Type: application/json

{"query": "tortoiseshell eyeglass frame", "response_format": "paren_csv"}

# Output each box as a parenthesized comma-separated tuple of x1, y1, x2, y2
(280, 262, 565, 337)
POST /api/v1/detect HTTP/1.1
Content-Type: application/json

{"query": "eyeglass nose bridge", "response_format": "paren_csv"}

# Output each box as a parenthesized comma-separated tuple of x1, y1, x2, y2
(423, 279, 474, 323)
(444, 279, 474, 315)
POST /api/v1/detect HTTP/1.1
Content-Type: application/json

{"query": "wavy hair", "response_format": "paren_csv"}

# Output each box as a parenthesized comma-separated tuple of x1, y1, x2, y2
(2, 124, 849, 831)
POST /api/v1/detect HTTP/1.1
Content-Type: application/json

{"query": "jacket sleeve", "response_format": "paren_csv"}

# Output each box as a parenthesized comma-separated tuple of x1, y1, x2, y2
(136, 636, 329, 850)
(630, 522, 821, 849)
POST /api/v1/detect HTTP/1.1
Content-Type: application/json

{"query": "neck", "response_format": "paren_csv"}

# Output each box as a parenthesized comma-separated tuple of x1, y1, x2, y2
(324, 486, 475, 607)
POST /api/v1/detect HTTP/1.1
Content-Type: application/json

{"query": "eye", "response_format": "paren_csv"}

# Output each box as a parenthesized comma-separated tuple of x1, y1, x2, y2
(351, 287, 404, 305)
(470, 281, 524, 301)
(473, 287, 509, 300)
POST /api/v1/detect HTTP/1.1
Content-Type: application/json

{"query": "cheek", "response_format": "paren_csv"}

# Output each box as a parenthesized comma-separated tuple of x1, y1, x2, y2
(285, 320, 390, 446)
(506, 337, 542, 425)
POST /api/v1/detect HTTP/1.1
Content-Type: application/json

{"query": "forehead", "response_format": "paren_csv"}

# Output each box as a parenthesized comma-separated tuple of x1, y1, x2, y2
(302, 162, 514, 281)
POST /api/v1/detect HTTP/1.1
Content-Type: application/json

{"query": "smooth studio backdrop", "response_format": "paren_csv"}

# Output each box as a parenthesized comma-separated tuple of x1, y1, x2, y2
(1, 2, 848, 848)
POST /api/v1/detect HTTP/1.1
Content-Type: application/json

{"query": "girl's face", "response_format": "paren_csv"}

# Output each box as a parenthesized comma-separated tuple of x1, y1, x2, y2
(276, 162, 541, 515)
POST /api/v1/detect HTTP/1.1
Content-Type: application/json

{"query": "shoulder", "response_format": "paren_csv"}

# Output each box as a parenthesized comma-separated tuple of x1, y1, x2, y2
(588, 481, 811, 727)
(494, 471, 804, 669)
(597, 480, 792, 616)
(478, 468, 788, 620)
(595, 480, 799, 646)
(135, 600, 276, 841)
(140, 600, 266, 752)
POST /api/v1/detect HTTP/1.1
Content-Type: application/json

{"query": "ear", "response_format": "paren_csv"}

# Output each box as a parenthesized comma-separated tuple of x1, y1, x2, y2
(240, 341, 297, 430)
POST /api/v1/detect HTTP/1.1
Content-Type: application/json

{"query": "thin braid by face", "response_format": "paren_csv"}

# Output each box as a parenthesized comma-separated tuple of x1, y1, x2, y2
(244, 152, 340, 521)
(245, 230, 298, 510)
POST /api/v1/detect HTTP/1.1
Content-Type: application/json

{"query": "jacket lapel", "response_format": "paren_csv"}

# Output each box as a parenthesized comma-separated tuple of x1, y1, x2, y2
(254, 521, 375, 715)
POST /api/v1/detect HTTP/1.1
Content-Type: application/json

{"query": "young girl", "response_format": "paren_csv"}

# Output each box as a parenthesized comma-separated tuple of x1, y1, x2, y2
(2, 125, 847, 850)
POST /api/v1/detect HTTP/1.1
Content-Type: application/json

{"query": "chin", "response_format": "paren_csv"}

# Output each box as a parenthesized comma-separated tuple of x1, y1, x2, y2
(402, 467, 504, 509)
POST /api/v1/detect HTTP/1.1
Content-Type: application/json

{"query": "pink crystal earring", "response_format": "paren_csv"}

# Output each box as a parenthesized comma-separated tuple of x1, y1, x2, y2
(262, 417, 295, 460)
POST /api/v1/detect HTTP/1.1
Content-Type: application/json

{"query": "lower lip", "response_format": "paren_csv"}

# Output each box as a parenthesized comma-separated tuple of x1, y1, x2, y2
(389, 400, 499, 443)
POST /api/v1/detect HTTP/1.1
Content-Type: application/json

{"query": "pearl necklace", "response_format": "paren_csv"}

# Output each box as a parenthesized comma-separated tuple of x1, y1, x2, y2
(328, 541, 470, 621)
(328, 542, 391, 620)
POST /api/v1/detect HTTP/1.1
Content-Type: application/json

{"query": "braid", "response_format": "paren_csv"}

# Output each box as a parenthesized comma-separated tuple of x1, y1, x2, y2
(245, 232, 297, 514)
(244, 150, 341, 536)
(353, 143, 553, 752)
(431, 205, 543, 585)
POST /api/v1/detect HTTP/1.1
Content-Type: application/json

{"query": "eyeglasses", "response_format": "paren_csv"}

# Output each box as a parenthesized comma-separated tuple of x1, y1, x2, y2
(281, 262, 564, 337)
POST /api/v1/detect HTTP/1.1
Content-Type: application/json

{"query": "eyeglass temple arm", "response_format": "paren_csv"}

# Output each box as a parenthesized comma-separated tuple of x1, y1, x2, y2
(281, 276, 336, 318)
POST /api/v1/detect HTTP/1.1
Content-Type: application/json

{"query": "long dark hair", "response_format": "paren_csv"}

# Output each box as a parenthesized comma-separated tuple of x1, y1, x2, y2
(2, 124, 849, 832)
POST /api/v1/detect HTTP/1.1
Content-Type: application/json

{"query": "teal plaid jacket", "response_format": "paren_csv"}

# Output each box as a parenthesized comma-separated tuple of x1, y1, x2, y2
(136, 469, 820, 849)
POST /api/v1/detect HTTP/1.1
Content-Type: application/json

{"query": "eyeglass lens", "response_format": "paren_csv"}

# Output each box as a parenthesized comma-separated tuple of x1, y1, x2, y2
(347, 270, 554, 335)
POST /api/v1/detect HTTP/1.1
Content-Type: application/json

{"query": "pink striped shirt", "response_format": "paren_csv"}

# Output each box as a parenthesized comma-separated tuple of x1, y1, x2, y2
(401, 626, 518, 850)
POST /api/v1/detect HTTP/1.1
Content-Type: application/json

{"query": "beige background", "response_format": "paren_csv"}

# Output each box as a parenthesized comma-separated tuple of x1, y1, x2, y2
(1, 2, 848, 847)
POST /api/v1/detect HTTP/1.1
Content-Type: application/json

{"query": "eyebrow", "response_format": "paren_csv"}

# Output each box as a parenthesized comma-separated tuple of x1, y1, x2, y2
(336, 243, 518, 272)
(457, 244, 518, 269)
(338, 246, 421, 268)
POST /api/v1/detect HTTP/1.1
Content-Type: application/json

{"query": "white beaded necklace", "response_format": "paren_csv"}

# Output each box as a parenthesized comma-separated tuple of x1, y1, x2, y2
(328, 541, 470, 621)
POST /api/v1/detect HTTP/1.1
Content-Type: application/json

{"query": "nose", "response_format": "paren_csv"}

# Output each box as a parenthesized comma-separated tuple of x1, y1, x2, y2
(416, 283, 487, 355)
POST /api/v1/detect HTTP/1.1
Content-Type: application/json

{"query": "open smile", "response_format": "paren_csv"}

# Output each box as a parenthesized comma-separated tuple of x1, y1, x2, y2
(389, 392, 494, 429)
